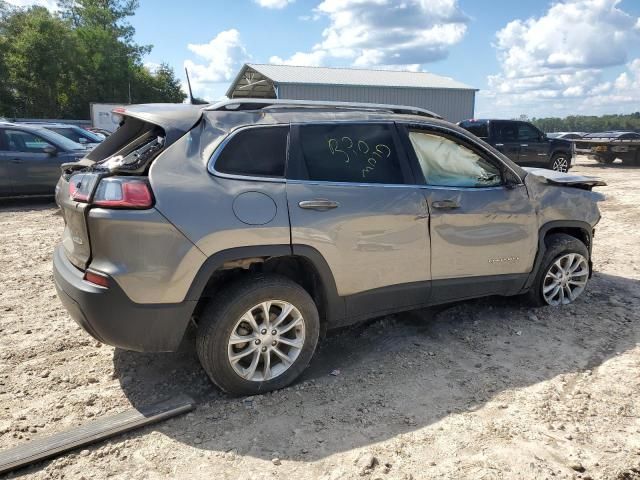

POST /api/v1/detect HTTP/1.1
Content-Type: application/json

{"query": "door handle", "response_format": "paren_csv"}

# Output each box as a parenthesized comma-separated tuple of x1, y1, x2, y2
(298, 199, 339, 211)
(495, 143, 504, 147)
(10, 158, 22, 163)
(432, 199, 460, 210)
(520, 144, 529, 147)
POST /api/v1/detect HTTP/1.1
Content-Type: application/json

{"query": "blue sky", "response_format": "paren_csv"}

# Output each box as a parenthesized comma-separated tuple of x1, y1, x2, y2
(9, 0, 640, 118)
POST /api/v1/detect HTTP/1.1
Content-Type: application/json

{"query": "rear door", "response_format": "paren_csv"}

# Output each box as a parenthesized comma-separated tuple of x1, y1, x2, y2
(491, 121, 520, 162)
(516, 122, 548, 166)
(286, 122, 431, 318)
(400, 123, 538, 303)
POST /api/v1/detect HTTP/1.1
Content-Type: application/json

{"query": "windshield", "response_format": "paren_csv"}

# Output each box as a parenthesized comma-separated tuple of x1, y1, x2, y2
(36, 128, 87, 151)
(49, 126, 102, 144)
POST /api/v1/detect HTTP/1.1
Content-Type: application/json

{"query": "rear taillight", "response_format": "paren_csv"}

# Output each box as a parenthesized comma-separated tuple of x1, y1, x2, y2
(69, 173, 99, 202)
(69, 173, 153, 209)
(93, 177, 153, 209)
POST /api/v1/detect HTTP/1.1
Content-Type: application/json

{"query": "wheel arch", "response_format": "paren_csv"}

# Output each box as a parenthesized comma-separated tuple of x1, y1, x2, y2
(522, 220, 593, 291)
(185, 245, 344, 331)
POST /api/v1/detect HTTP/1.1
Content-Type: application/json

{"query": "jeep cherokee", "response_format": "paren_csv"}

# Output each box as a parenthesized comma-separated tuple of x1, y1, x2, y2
(53, 100, 605, 396)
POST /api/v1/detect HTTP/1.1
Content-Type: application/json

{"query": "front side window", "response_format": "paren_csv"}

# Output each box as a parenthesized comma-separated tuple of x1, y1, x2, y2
(2, 130, 53, 153)
(296, 123, 405, 184)
(214, 126, 288, 178)
(409, 130, 502, 188)
(518, 123, 541, 142)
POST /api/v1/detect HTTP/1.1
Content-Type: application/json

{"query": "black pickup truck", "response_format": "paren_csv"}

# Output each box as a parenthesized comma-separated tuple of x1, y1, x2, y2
(458, 119, 573, 172)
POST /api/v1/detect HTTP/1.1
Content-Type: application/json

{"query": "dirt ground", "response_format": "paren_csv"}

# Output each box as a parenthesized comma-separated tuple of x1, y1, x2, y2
(0, 156, 639, 480)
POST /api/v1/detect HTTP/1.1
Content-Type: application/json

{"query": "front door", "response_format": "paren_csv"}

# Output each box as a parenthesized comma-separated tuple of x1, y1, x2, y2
(1, 129, 62, 195)
(286, 122, 431, 320)
(401, 124, 538, 303)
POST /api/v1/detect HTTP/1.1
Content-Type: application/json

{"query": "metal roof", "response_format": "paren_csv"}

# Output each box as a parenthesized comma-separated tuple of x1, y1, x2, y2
(226, 64, 476, 98)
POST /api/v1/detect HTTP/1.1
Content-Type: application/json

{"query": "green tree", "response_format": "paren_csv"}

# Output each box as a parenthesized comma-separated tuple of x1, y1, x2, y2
(1, 4, 79, 118)
(532, 113, 640, 134)
(0, 0, 185, 119)
(130, 63, 186, 104)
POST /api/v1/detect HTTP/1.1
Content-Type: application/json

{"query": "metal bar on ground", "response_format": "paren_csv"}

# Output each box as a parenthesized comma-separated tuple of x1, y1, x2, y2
(0, 394, 195, 476)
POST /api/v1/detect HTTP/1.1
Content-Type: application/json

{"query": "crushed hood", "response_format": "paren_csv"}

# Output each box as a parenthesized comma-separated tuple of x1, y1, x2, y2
(523, 167, 606, 190)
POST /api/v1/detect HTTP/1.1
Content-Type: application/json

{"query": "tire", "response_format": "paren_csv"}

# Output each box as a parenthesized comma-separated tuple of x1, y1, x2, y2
(527, 233, 590, 307)
(595, 154, 615, 164)
(196, 274, 320, 396)
(624, 150, 640, 166)
(550, 153, 570, 172)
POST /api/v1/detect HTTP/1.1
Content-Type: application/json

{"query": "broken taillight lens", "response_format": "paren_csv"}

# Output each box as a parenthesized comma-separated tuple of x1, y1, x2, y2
(69, 172, 100, 202)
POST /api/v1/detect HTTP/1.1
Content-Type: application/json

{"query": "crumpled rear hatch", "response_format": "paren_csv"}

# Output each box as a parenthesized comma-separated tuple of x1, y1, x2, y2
(56, 103, 205, 270)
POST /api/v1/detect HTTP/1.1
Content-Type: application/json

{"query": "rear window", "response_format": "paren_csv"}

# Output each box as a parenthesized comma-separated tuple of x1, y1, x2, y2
(295, 123, 405, 184)
(459, 121, 489, 139)
(214, 126, 288, 178)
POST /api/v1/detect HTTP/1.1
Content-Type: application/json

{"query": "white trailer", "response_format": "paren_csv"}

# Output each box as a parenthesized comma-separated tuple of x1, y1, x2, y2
(90, 103, 127, 133)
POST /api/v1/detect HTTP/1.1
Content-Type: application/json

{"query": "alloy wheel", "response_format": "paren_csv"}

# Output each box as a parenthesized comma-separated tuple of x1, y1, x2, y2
(542, 253, 589, 306)
(227, 300, 305, 381)
(552, 156, 569, 172)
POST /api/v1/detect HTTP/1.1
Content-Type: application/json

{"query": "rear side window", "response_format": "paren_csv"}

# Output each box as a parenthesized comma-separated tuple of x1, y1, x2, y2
(493, 122, 518, 142)
(215, 126, 288, 178)
(459, 121, 488, 139)
(295, 123, 405, 184)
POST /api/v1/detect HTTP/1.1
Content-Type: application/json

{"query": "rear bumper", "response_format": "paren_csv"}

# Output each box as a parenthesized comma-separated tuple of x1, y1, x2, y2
(53, 245, 195, 352)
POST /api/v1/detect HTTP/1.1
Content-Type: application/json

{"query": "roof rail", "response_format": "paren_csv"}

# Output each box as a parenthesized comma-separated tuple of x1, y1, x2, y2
(205, 98, 442, 119)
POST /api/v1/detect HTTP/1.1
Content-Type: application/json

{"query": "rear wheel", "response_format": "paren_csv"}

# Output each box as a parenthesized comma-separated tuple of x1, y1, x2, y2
(196, 275, 320, 396)
(595, 153, 615, 164)
(527, 234, 590, 307)
(550, 153, 570, 172)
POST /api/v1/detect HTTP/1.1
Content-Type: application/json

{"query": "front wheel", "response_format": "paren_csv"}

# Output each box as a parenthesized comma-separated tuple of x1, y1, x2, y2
(550, 153, 570, 172)
(527, 234, 590, 307)
(196, 275, 320, 396)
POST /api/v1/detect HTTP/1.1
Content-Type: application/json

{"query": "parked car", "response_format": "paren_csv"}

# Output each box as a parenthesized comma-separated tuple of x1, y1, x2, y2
(0, 122, 88, 197)
(85, 127, 111, 139)
(53, 100, 605, 396)
(22, 122, 104, 149)
(458, 119, 574, 172)
(546, 132, 585, 140)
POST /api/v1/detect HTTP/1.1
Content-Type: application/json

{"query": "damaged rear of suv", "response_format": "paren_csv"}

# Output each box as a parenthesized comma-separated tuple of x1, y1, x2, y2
(53, 100, 605, 396)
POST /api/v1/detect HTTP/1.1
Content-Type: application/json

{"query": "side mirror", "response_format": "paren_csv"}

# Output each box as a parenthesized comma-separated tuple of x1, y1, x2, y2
(78, 137, 88, 144)
(43, 146, 57, 156)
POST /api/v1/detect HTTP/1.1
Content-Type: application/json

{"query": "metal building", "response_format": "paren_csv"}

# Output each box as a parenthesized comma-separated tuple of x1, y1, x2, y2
(226, 63, 477, 122)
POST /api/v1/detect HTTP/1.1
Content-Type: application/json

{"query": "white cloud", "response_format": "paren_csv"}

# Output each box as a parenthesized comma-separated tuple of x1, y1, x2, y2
(482, 0, 640, 117)
(3, 0, 57, 10)
(183, 29, 250, 100)
(274, 0, 468, 69)
(269, 51, 327, 67)
(254, 0, 294, 8)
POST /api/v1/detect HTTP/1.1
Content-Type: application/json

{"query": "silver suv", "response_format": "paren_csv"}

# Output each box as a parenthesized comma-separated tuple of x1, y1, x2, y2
(53, 100, 605, 396)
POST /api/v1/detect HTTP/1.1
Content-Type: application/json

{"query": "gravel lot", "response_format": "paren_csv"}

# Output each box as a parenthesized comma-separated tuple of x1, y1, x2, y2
(0, 156, 639, 480)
